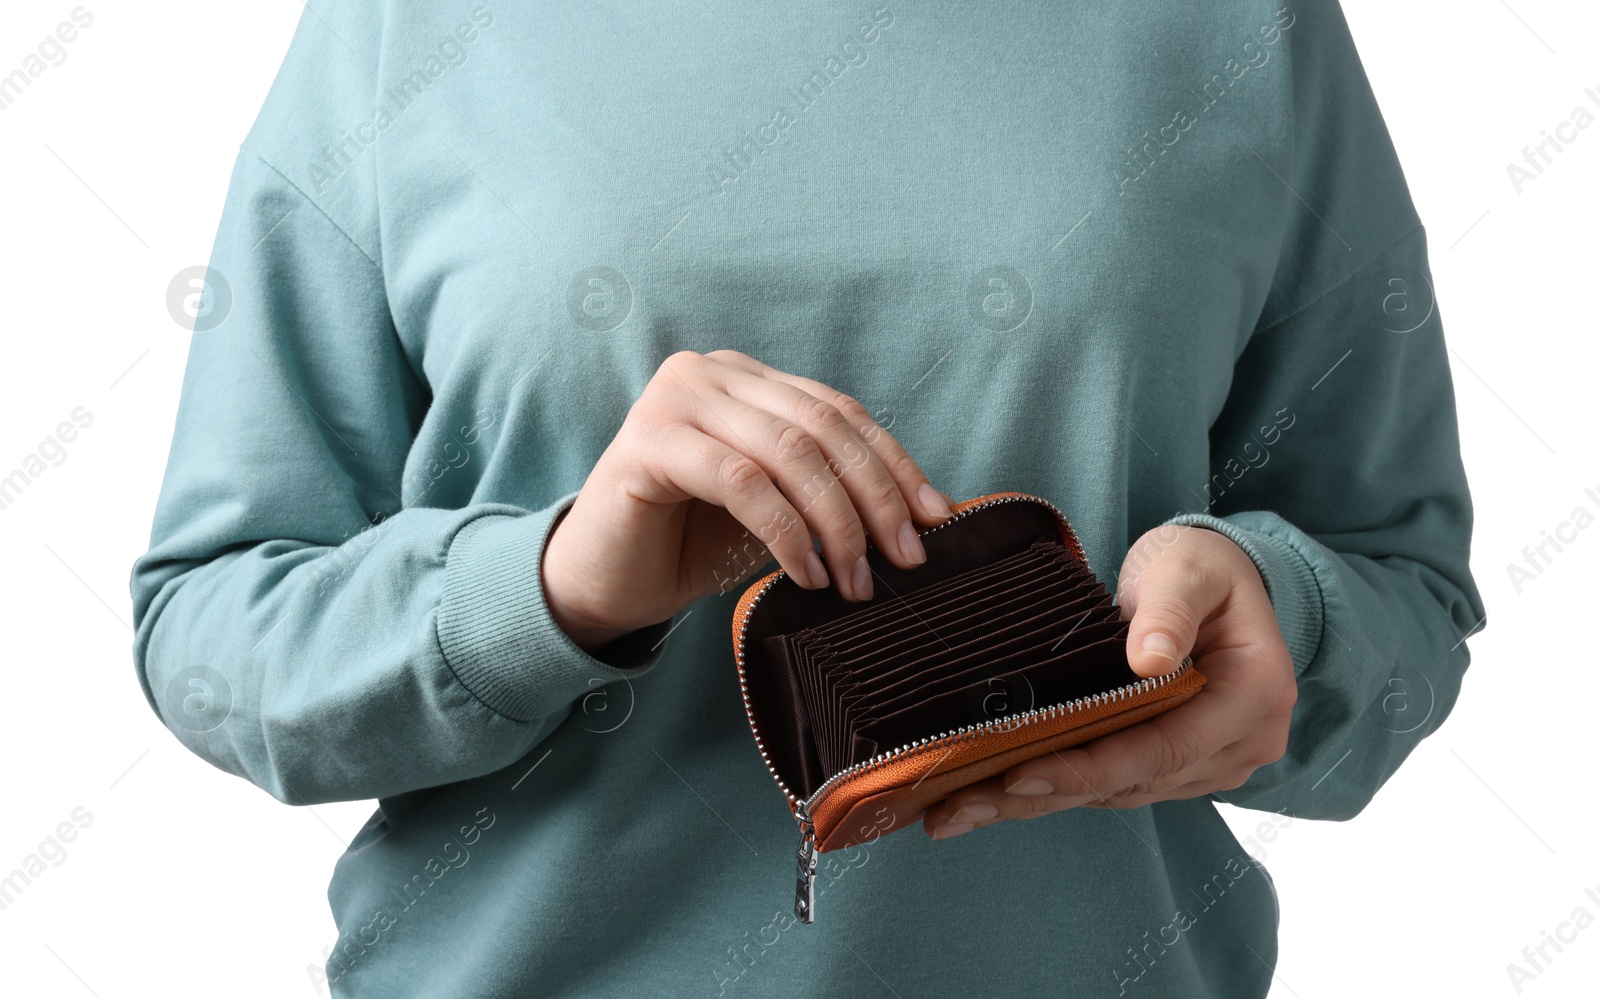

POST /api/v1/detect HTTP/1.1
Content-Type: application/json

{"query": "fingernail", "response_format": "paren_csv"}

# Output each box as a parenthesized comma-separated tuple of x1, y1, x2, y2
(1142, 633, 1179, 664)
(804, 550, 829, 590)
(852, 555, 873, 601)
(931, 822, 975, 841)
(1005, 777, 1054, 796)
(918, 482, 954, 520)
(897, 520, 926, 565)
(949, 801, 997, 824)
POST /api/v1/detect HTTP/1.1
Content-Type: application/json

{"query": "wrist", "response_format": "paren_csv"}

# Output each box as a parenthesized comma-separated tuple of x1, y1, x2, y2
(541, 564, 633, 659)
(539, 515, 641, 656)
(550, 611, 636, 656)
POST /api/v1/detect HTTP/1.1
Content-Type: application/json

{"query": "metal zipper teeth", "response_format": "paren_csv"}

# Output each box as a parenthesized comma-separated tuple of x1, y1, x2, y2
(794, 659, 1191, 815)
(732, 491, 1109, 814)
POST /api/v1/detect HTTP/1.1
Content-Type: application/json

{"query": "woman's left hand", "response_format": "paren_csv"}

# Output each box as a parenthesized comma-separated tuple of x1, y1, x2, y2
(923, 524, 1299, 840)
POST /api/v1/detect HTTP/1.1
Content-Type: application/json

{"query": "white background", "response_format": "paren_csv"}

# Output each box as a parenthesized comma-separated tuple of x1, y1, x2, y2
(0, 1, 1595, 996)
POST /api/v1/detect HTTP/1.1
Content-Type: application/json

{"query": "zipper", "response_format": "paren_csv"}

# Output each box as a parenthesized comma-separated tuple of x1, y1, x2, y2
(783, 661, 1191, 921)
(794, 803, 818, 923)
(732, 492, 1180, 923)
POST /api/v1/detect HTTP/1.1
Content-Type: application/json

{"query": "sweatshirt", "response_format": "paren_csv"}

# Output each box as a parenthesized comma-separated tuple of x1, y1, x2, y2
(129, 1, 1486, 995)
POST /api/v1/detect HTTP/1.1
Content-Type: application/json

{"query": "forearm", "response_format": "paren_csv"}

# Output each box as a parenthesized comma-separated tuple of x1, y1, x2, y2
(133, 493, 671, 804)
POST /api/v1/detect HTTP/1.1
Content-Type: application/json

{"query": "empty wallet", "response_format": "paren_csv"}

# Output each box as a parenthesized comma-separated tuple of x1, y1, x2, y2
(730, 490, 1206, 923)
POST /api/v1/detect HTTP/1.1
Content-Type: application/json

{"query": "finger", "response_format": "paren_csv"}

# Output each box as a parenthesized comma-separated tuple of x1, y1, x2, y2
(1118, 531, 1231, 678)
(704, 362, 933, 593)
(924, 771, 1100, 838)
(929, 729, 1268, 837)
(707, 349, 955, 525)
(670, 388, 882, 600)
(652, 353, 874, 597)
(1077, 738, 1266, 809)
(1078, 780, 1212, 810)
(999, 688, 1246, 803)
(645, 422, 826, 593)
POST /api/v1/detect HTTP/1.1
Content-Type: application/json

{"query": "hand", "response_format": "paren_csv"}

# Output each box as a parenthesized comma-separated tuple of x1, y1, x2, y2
(922, 523, 1297, 839)
(542, 349, 956, 654)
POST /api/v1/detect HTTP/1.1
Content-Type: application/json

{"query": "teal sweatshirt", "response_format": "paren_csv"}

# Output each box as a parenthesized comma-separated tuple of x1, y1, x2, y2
(130, 1, 1486, 995)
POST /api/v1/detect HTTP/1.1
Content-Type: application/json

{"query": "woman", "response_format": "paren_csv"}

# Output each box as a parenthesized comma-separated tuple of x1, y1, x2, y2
(132, 1, 1485, 994)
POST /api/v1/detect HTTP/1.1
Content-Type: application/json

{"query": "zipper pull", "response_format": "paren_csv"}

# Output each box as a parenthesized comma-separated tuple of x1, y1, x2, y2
(794, 808, 818, 924)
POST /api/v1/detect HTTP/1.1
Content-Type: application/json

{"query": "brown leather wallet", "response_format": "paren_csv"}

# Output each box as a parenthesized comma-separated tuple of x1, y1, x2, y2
(731, 490, 1205, 922)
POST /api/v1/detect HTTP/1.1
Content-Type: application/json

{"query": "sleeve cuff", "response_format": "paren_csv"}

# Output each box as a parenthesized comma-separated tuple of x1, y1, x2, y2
(1161, 511, 1326, 676)
(435, 492, 673, 722)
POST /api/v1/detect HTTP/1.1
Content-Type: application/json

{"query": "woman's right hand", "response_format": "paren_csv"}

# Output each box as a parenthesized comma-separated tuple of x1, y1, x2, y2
(540, 349, 956, 654)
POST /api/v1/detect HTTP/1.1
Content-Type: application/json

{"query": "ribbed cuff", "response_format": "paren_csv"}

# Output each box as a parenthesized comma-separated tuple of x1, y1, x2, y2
(435, 492, 673, 722)
(1161, 511, 1326, 676)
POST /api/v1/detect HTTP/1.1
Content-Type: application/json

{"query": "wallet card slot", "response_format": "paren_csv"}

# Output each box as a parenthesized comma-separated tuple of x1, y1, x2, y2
(821, 567, 1097, 680)
(808, 647, 852, 778)
(803, 551, 1040, 644)
(853, 632, 1138, 756)
(827, 584, 1109, 710)
(802, 594, 1076, 777)
(849, 614, 1127, 725)
(837, 605, 1122, 748)
(1009, 633, 1138, 709)
(837, 591, 1119, 706)
(758, 632, 828, 797)
(805, 640, 873, 780)
(816, 557, 1096, 675)
(798, 546, 1091, 756)
(820, 556, 1084, 656)
(800, 641, 843, 777)
(810, 539, 1076, 646)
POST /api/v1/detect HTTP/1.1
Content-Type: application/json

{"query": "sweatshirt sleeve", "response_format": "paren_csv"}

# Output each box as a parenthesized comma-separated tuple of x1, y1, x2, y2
(129, 149, 673, 806)
(1159, 1, 1487, 820)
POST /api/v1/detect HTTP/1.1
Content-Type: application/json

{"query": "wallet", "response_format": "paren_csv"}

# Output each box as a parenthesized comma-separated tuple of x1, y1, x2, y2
(731, 490, 1205, 922)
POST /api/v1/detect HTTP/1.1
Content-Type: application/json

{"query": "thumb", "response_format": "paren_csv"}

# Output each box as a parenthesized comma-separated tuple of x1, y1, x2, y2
(1120, 561, 1223, 679)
